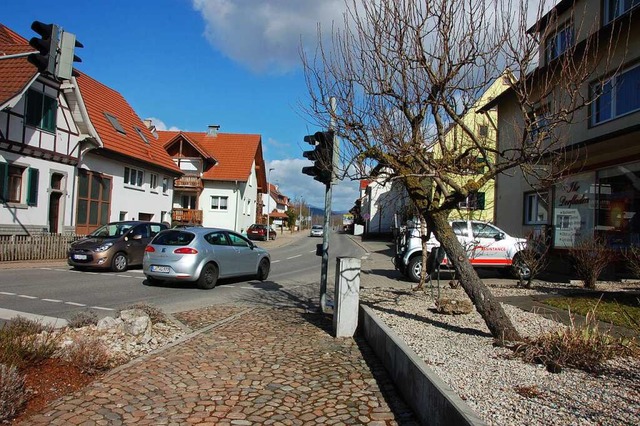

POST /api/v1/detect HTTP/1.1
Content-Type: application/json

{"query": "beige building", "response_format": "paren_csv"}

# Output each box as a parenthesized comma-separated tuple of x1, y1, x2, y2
(489, 0, 640, 249)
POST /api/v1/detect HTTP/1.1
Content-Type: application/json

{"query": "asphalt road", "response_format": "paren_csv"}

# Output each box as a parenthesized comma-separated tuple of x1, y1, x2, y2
(0, 231, 366, 326)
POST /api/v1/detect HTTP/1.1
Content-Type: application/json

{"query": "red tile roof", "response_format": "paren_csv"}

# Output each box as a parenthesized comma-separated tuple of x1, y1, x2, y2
(0, 24, 38, 106)
(75, 72, 181, 174)
(157, 131, 264, 183)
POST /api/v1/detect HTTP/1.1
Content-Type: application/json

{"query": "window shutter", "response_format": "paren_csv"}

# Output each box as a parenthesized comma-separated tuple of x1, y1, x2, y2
(27, 168, 39, 206)
(0, 163, 7, 201)
(476, 192, 486, 210)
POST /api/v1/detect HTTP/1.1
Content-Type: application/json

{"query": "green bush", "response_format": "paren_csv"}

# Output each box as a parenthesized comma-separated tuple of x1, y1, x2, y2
(0, 363, 27, 422)
(68, 310, 99, 328)
(0, 317, 59, 368)
(116, 303, 167, 324)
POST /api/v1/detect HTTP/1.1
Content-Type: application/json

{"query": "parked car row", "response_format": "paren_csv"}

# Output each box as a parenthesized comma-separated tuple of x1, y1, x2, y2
(67, 221, 270, 289)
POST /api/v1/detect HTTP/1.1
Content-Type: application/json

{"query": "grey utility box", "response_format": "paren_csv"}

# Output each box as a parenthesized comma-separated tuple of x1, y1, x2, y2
(333, 257, 361, 337)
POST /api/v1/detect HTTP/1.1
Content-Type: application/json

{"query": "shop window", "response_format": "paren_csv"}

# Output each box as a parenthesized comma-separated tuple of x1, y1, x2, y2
(524, 192, 549, 225)
(591, 64, 640, 125)
(604, 0, 640, 24)
(25, 89, 57, 133)
(211, 196, 228, 210)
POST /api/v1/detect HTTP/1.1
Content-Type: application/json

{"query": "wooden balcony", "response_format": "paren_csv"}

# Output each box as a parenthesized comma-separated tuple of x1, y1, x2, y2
(171, 209, 203, 225)
(174, 175, 203, 190)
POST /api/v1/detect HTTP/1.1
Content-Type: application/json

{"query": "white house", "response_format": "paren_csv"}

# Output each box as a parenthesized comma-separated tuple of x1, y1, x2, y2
(156, 127, 267, 233)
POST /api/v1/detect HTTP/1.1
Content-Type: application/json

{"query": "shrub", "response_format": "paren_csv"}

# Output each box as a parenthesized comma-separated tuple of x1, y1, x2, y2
(0, 363, 27, 422)
(68, 310, 99, 328)
(62, 336, 112, 374)
(512, 308, 634, 373)
(116, 303, 167, 324)
(568, 237, 614, 289)
(0, 317, 59, 368)
(515, 234, 549, 288)
(623, 245, 640, 279)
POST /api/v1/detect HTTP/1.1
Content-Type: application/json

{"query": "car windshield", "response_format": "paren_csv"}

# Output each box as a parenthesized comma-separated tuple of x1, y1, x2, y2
(89, 223, 133, 238)
(312, 225, 322, 230)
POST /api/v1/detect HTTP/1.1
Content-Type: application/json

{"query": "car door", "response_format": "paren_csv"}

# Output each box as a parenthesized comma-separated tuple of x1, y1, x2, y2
(204, 231, 237, 278)
(469, 222, 512, 266)
(226, 232, 258, 275)
(127, 224, 150, 265)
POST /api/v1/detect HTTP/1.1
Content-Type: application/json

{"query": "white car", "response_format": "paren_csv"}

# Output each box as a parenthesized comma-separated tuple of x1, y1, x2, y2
(310, 225, 324, 237)
(395, 220, 529, 282)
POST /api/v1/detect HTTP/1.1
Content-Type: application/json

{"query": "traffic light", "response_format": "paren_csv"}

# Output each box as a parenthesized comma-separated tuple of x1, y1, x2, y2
(57, 31, 83, 80)
(301, 130, 334, 186)
(27, 21, 60, 75)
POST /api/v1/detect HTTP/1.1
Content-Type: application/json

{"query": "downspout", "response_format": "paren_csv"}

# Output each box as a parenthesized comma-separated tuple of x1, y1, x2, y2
(234, 181, 240, 232)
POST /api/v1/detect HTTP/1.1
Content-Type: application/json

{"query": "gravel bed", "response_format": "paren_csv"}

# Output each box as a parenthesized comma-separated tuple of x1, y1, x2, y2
(360, 283, 640, 426)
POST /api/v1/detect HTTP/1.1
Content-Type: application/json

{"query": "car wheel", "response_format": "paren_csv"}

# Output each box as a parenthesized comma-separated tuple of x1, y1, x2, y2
(256, 258, 270, 281)
(271, 233, 276, 240)
(407, 256, 422, 283)
(111, 252, 128, 272)
(511, 253, 531, 280)
(197, 263, 219, 290)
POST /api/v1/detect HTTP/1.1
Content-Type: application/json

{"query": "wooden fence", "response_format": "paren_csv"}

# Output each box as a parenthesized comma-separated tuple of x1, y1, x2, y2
(0, 234, 85, 262)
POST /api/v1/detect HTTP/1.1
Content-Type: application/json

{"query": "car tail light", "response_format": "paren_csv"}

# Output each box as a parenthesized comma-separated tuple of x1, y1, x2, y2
(174, 247, 198, 254)
(145, 246, 156, 253)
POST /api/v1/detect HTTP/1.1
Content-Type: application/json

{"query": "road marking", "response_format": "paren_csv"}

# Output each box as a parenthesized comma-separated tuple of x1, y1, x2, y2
(116, 275, 132, 278)
(42, 298, 63, 303)
(0, 292, 16, 296)
(272, 260, 281, 263)
(65, 302, 86, 307)
(90, 306, 115, 311)
(18, 295, 38, 299)
(287, 255, 302, 260)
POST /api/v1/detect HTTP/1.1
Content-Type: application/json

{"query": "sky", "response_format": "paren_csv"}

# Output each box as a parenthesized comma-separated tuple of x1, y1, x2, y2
(3, 0, 358, 212)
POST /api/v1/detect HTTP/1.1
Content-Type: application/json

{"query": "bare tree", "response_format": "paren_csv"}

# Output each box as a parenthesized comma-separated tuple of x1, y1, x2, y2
(302, 0, 626, 342)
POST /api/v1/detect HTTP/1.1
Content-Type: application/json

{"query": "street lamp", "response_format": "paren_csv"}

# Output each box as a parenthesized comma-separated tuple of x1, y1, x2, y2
(266, 167, 274, 225)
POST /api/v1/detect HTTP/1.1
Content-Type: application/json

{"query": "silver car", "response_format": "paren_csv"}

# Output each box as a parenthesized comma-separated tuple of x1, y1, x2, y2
(143, 227, 271, 289)
(310, 225, 324, 237)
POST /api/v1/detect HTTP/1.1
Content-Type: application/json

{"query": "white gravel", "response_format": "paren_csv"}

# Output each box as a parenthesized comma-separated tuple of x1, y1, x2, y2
(360, 281, 640, 426)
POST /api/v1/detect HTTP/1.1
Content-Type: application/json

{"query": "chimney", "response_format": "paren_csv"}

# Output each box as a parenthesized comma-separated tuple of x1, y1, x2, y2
(207, 125, 220, 137)
(143, 119, 158, 139)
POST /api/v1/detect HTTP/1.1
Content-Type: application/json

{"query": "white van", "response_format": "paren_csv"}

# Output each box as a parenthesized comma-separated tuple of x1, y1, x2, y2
(395, 220, 529, 282)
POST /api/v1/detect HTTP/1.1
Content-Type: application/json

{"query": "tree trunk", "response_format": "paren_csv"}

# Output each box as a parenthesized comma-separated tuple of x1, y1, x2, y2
(428, 211, 521, 343)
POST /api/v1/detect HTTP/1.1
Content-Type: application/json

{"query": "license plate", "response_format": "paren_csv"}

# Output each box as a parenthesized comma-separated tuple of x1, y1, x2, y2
(73, 254, 87, 260)
(150, 265, 170, 273)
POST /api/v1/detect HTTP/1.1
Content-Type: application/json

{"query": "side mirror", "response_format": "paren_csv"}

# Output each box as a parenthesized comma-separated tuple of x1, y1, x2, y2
(132, 234, 143, 240)
(494, 233, 505, 241)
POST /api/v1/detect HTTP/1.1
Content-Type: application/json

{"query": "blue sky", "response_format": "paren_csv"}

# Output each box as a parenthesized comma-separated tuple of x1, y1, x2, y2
(3, 0, 359, 212)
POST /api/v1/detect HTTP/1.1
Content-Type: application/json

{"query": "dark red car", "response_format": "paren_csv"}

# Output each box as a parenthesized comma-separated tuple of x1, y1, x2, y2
(246, 224, 277, 241)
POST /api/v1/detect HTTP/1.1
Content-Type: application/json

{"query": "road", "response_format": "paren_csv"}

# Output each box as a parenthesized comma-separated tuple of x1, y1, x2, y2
(0, 231, 366, 326)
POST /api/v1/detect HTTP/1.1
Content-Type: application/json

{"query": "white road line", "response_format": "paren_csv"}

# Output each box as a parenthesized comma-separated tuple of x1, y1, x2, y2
(18, 295, 38, 299)
(41, 298, 63, 303)
(64, 302, 86, 307)
(272, 260, 281, 263)
(287, 255, 302, 260)
(0, 292, 17, 296)
(309, 250, 316, 253)
(116, 275, 132, 278)
(90, 306, 115, 311)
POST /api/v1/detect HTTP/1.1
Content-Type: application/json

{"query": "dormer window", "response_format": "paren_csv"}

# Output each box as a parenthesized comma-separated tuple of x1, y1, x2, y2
(104, 112, 126, 135)
(545, 24, 573, 63)
(604, 0, 640, 24)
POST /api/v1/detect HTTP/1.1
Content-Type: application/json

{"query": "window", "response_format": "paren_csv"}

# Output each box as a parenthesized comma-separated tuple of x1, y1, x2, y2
(211, 196, 228, 210)
(0, 163, 38, 206)
(205, 232, 229, 246)
(528, 106, 550, 143)
(162, 177, 169, 194)
(124, 167, 144, 187)
(25, 89, 57, 133)
(150, 173, 158, 192)
(545, 24, 573, 62)
(458, 192, 485, 210)
(119, 211, 127, 221)
(104, 113, 126, 134)
(478, 125, 489, 137)
(604, 0, 640, 23)
(452, 221, 469, 237)
(228, 233, 249, 247)
(524, 192, 549, 225)
(471, 222, 501, 239)
(134, 126, 149, 144)
(75, 169, 111, 235)
(591, 64, 640, 125)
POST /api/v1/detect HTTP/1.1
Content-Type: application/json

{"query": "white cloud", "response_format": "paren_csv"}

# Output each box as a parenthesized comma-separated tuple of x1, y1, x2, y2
(267, 158, 358, 212)
(146, 117, 180, 132)
(192, 0, 345, 73)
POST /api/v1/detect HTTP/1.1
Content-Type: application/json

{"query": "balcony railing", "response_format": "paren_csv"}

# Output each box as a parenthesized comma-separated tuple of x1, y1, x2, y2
(171, 209, 203, 225)
(174, 175, 203, 190)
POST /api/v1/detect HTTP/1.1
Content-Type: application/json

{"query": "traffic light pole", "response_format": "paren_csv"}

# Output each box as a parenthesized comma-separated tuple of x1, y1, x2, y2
(319, 177, 332, 313)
